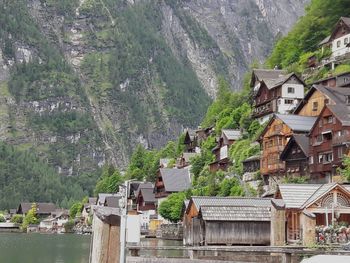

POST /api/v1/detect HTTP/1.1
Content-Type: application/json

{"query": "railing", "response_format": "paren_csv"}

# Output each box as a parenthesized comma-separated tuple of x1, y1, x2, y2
(261, 163, 285, 175)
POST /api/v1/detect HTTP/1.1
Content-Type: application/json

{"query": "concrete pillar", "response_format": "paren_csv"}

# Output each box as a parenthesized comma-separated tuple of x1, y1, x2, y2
(271, 199, 286, 246)
(301, 210, 316, 247)
(90, 207, 121, 263)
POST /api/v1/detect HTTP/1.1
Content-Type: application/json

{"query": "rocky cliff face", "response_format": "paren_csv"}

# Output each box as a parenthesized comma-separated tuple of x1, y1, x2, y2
(0, 0, 309, 175)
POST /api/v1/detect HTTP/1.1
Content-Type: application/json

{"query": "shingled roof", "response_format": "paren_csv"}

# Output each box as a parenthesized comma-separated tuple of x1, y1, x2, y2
(252, 69, 286, 82)
(275, 114, 317, 132)
(18, 202, 56, 215)
(160, 168, 191, 192)
(277, 183, 350, 209)
(188, 196, 272, 214)
(199, 206, 271, 221)
(139, 188, 156, 203)
(319, 17, 350, 45)
(222, 129, 242, 141)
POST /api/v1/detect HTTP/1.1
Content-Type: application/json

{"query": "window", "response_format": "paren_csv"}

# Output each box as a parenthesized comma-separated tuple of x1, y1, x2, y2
(285, 99, 294, 104)
(316, 134, 323, 143)
(337, 40, 341, 48)
(345, 38, 349, 45)
(324, 99, 329, 104)
(323, 152, 333, 163)
(318, 154, 323, 163)
(324, 116, 333, 124)
(338, 147, 344, 159)
(288, 87, 295, 94)
(309, 156, 314, 164)
(319, 121, 323, 128)
(312, 101, 318, 111)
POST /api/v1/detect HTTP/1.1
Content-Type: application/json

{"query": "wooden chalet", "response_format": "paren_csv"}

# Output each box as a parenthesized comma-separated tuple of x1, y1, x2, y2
(251, 69, 305, 124)
(154, 168, 191, 201)
(319, 17, 350, 59)
(17, 202, 56, 217)
(242, 155, 260, 174)
(276, 183, 350, 245)
(259, 114, 317, 188)
(183, 129, 197, 153)
(195, 126, 214, 144)
(280, 134, 309, 178)
(308, 101, 350, 183)
(183, 197, 275, 246)
(96, 193, 120, 206)
(209, 129, 241, 173)
(135, 184, 156, 211)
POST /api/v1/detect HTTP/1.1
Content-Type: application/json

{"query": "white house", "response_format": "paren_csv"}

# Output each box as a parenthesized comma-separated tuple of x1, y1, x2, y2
(320, 17, 350, 59)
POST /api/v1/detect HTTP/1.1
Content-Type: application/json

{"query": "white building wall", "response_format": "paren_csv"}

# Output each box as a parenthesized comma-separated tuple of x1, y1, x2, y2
(278, 83, 304, 114)
(332, 33, 350, 57)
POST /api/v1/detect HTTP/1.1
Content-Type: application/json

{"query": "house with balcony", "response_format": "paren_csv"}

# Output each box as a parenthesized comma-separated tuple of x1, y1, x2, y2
(209, 129, 241, 172)
(251, 69, 305, 124)
(309, 102, 350, 183)
(319, 17, 350, 60)
(259, 114, 316, 189)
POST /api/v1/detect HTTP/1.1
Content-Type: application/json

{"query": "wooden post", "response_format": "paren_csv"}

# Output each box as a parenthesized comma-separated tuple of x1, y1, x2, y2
(90, 207, 121, 263)
(281, 253, 291, 263)
(271, 199, 286, 246)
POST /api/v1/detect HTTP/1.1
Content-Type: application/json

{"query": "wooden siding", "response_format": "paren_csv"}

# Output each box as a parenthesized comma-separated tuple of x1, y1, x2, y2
(204, 221, 271, 245)
(297, 90, 327, 117)
(260, 118, 292, 176)
(283, 144, 309, 178)
(309, 106, 350, 182)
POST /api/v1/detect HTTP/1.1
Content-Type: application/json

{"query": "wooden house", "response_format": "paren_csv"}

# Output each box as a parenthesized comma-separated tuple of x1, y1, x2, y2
(209, 129, 241, 173)
(319, 17, 350, 59)
(183, 129, 197, 153)
(309, 102, 350, 183)
(96, 193, 120, 206)
(182, 196, 274, 246)
(275, 183, 350, 245)
(242, 155, 260, 174)
(280, 134, 309, 179)
(251, 69, 305, 124)
(154, 168, 191, 202)
(312, 72, 350, 88)
(259, 114, 316, 188)
(17, 202, 56, 217)
(195, 126, 214, 144)
(135, 184, 156, 230)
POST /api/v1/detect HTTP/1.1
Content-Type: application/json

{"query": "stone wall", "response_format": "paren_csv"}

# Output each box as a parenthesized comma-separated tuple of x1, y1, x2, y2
(160, 223, 183, 240)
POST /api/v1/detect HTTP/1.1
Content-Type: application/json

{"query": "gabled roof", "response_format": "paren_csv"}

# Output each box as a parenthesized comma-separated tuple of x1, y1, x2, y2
(199, 206, 271, 222)
(159, 168, 191, 192)
(97, 193, 120, 206)
(188, 196, 272, 214)
(139, 187, 156, 203)
(319, 17, 350, 45)
(18, 203, 56, 215)
(135, 182, 153, 198)
(275, 114, 317, 132)
(263, 73, 305, 90)
(222, 129, 242, 141)
(327, 103, 350, 126)
(277, 183, 350, 209)
(251, 69, 287, 87)
(182, 152, 199, 163)
(280, 134, 309, 160)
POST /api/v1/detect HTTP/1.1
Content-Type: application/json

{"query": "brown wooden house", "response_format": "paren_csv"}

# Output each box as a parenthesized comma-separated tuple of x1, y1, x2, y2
(195, 126, 214, 144)
(312, 72, 350, 88)
(280, 134, 309, 179)
(276, 183, 350, 245)
(251, 69, 305, 123)
(177, 152, 199, 168)
(295, 85, 350, 118)
(183, 129, 197, 153)
(136, 186, 156, 212)
(183, 196, 273, 246)
(209, 129, 241, 173)
(309, 102, 350, 183)
(259, 114, 316, 189)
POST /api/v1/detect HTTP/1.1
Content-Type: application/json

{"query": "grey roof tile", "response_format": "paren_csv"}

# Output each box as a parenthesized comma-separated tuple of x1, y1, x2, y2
(222, 129, 242, 141)
(276, 114, 317, 132)
(160, 168, 191, 192)
(200, 206, 271, 221)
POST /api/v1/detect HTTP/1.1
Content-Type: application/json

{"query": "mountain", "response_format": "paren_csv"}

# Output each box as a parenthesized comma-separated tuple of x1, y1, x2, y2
(0, 0, 309, 176)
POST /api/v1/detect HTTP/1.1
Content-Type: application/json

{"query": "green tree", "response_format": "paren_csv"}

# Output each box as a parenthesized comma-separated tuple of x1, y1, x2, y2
(0, 214, 5, 223)
(158, 192, 186, 223)
(22, 203, 39, 230)
(338, 156, 350, 182)
(69, 202, 83, 219)
(94, 165, 123, 194)
(10, 214, 23, 224)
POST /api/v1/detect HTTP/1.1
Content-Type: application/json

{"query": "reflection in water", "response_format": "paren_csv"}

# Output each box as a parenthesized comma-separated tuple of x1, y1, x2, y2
(0, 233, 91, 263)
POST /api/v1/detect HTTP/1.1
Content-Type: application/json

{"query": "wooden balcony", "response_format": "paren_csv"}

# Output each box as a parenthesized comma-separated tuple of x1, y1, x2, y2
(309, 162, 332, 173)
(252, 103, 273, 118)
(261, 163, 285, 175)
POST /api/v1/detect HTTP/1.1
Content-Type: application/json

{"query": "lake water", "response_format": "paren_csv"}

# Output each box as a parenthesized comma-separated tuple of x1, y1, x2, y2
(0, 233, 91, 263)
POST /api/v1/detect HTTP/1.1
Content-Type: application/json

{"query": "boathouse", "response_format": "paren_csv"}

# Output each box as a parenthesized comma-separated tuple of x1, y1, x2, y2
(183, 197, 279, 246)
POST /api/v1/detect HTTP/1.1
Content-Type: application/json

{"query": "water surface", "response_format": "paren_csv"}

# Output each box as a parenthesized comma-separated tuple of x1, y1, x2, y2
(0, 233, 91, 263)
